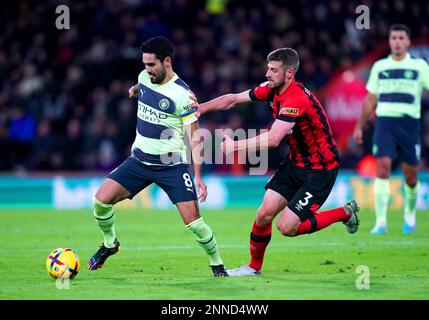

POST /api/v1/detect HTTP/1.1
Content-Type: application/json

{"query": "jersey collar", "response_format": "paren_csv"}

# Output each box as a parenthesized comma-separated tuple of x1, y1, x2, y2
(388, 52, 410, 62)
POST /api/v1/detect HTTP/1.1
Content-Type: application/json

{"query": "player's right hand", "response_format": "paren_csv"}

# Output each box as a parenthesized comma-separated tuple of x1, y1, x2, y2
(194, 175, 207, 203)
(128, 85, 138, 98)
(220, 135, 235, 156)
(353, 125, 363, 145)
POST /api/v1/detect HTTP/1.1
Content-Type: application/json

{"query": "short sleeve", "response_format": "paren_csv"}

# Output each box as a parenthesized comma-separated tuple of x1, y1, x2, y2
(419, 60, 429, 90)
(366, 63, 379, 94)
(180, 95, 198, 125)
(138, 70, 150, 86)
(249, 81, 272, 101)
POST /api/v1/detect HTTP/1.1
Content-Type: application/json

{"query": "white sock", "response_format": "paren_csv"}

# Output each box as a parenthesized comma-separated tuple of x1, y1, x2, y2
(404, 182, 419, 226)
(373, 178, 390, 228)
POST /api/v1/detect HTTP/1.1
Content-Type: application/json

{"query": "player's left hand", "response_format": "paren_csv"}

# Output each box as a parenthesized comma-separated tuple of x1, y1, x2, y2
(220, 135, 235, 156)
(194, 175, 207, 203)
(353, 124, 363, 145)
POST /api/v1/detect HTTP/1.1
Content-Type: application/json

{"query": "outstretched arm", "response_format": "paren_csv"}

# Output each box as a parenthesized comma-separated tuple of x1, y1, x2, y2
(353, 92, 377, 145)
(220, 120, 295, 155)
(195, 90, 252, 117)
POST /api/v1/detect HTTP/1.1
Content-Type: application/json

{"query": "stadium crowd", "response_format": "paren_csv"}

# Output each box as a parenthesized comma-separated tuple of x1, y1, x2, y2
(1, 0, 428, 173)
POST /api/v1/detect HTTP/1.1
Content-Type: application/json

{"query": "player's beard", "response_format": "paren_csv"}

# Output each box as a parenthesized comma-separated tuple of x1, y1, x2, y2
(150, 68, 167, 84)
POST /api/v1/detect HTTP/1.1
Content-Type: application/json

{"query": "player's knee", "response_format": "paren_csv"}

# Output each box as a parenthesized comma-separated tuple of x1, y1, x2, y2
(405, 176, 418, 188)
(377, 163, 391, 178)
(377, 172, 390, 179)
(257, 202, 280, 223)
(276, 220, 296, 237)
(256, 208, 275, 226)
(94, 190, 113, 205)
(377, 165, 390, 178)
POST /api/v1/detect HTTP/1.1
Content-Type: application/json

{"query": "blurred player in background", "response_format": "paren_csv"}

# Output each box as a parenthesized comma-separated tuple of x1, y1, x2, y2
(353, 24, 429, 235)
(195, 48, 360, 276)
(88, 36, 228, 277)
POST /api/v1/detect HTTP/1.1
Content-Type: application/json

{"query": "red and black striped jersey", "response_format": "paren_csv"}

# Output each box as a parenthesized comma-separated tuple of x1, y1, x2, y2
(249, 79, 339, 170)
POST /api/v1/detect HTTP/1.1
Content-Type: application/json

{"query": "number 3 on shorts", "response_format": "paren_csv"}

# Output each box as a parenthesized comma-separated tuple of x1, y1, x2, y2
(183, 173, 193, 188)
(298, 192, 313, 207)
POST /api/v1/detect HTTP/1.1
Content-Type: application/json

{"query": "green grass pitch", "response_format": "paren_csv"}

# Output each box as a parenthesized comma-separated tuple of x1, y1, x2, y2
(0, 207, 428, 300)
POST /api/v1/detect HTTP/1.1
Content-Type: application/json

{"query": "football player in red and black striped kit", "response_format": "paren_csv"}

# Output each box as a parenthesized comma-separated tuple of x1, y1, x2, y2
(196, 48, 360, 276)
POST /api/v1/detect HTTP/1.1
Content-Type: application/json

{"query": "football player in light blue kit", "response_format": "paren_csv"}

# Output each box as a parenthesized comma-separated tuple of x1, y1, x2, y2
(88, 37, 228, 277)
(354, 24, 429, 234)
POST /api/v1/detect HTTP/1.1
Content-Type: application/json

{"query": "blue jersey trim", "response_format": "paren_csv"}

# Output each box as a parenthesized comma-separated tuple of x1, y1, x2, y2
(378, 69, 418, 80)
(132, 148, 183, 165)
(174, 78, 190, 91)
(379, 93, 415, 104)
(136, 119, 174, 140)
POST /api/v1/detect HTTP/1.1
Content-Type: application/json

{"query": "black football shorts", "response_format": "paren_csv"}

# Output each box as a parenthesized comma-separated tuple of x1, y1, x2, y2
(107, 156, 197, 204)
(265, 159, 338, 221)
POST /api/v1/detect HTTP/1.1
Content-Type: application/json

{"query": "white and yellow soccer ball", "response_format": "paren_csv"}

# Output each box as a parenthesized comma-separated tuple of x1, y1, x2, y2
(46, 248, 80, 280)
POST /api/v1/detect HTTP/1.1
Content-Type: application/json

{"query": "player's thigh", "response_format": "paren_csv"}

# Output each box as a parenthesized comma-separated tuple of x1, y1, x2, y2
(264, 160, 300, 205)
(260, 161, 301, 224)
(176, 200, 200, 225)
(156, 164, 198, 205)
(95, 177, 132, 204)
(396, 116, 421, 167)
(101, 157, 152, 204)
(373, 117, 397, 161)
(287, 168, 338, 222)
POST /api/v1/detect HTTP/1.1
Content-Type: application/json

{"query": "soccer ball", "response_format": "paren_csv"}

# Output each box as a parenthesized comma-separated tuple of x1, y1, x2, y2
(46, 248, 80, 280)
